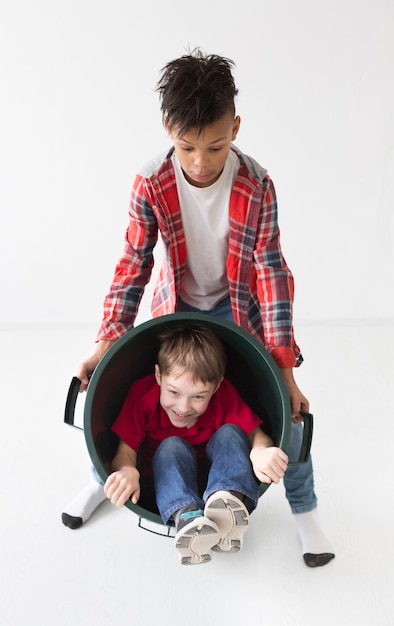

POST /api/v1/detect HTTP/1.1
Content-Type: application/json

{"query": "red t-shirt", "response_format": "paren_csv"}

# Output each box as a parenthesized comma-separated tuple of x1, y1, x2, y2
(111, 375, 262, 472)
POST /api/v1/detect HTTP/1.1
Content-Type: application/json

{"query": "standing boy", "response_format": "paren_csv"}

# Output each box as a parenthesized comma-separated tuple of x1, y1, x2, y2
(62, 49, 334, 568)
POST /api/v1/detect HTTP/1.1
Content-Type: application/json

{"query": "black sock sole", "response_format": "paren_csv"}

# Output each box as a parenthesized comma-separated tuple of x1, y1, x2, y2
(303, 552, 335, 567)
(61, 512, 83, 530)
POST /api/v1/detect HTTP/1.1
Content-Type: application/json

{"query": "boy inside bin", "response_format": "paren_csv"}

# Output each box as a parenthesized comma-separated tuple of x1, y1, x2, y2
(104, 326, 288, 565)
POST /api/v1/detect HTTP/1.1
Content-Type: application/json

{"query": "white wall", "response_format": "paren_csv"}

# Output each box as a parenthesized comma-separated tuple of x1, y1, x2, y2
(1, 0, 393, 328)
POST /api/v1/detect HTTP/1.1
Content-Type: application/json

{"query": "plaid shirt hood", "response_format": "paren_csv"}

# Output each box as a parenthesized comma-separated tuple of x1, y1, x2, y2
(97, 145, 302, 368)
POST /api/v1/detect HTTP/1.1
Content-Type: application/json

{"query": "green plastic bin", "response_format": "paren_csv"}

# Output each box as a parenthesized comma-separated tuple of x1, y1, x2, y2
(65, 313, 312, 534)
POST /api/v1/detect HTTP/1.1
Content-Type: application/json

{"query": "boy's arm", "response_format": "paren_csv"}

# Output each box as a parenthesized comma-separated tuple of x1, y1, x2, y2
(252, 176, 302, 369)
(96, 176, 159, 343)
(280, 367, 309, 423)
(77, 339, 115, 392)
(249, 427, 288, 484)
(104, 440, 141, 507)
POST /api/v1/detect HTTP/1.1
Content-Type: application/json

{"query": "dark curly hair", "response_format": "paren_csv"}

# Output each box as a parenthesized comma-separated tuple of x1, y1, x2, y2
(156, 48, 238, 137)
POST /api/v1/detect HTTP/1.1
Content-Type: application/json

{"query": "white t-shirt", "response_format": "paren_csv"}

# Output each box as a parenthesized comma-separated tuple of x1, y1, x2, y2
(172, 150, 240, 310)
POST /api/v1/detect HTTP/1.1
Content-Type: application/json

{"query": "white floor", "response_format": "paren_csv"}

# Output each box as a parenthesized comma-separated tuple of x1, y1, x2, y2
(1, 321, 393, 626)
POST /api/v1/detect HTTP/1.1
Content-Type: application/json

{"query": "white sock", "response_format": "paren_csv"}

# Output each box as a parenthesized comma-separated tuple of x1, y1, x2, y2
(63, 477, 107, 523)
(293, 510, 334, 556)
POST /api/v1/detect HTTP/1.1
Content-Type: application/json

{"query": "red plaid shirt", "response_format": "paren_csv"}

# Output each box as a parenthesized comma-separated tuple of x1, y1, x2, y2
(97, 146, 302, 368)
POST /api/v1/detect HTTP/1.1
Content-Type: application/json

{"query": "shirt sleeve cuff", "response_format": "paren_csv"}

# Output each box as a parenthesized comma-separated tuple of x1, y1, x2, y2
(96, 323, 130, 343)
(269, 346, 303, 369)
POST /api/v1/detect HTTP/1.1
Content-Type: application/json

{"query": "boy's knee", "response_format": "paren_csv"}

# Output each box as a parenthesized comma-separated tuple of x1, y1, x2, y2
(219, 423, 245, 438)
(156, 436, 186, 454)
(152, 436, 197, 478)
(211, 424, 248, 447)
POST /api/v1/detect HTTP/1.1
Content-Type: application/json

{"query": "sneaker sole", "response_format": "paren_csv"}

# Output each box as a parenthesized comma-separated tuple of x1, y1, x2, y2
(175, 517, 219, 565)
(204, 491, 249, 552)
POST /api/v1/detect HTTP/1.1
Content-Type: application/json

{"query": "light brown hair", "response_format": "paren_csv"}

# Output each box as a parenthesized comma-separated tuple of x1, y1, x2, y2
(156, 326, 226, 385)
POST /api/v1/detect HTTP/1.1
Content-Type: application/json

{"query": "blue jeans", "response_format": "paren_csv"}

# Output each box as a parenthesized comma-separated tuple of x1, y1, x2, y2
(176, 296, 236, 322)
(176, 296, 318, 515)
(152, 424, 259, 524)
(284, 422, 317, 513)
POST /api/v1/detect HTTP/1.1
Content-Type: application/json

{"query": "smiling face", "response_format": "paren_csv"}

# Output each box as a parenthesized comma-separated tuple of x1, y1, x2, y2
(155, 365, 220, 429)
(168, 113, 240, 188)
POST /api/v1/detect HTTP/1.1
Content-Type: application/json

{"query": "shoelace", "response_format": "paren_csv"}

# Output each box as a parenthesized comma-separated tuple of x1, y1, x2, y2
(179, 509, 204, 522)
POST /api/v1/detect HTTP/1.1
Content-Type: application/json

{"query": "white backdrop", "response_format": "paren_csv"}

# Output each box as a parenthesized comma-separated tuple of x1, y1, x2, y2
(1, 0, 393, 328)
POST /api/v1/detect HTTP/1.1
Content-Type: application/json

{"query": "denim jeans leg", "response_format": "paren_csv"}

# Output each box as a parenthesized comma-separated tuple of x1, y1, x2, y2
(204, 424, 259, 513)
(283, 421, 318, 514)
(152, 437, 204, 524)
(90, 465, 104, 485)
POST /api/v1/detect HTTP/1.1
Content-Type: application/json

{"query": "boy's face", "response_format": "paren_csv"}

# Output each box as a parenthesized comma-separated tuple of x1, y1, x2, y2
(168, 113, 241, 188)
(155, 364, 221, 429)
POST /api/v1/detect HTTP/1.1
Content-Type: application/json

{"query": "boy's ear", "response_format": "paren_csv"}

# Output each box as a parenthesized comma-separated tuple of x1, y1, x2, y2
(213, 377, 224, 393)
(154, 364, 161, 385)
(232, 115, 241, 140)
(164, 117, 172, 136)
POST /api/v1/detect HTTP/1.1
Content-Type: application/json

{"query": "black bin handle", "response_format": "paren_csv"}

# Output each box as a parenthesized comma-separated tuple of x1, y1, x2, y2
(64, 377, 84, 430)
(287, 410, 313, 465)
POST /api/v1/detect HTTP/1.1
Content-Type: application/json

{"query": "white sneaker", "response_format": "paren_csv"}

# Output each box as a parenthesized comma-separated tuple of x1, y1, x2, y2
(175, 511, 219, 565)
(204, 491, 249, 552)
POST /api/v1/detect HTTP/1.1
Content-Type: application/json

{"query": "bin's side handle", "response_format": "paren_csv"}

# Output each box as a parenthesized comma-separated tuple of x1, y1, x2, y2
(64, 376, 84, 430)
(287, 410, 313, 466)
(138, 517, 176, 538)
